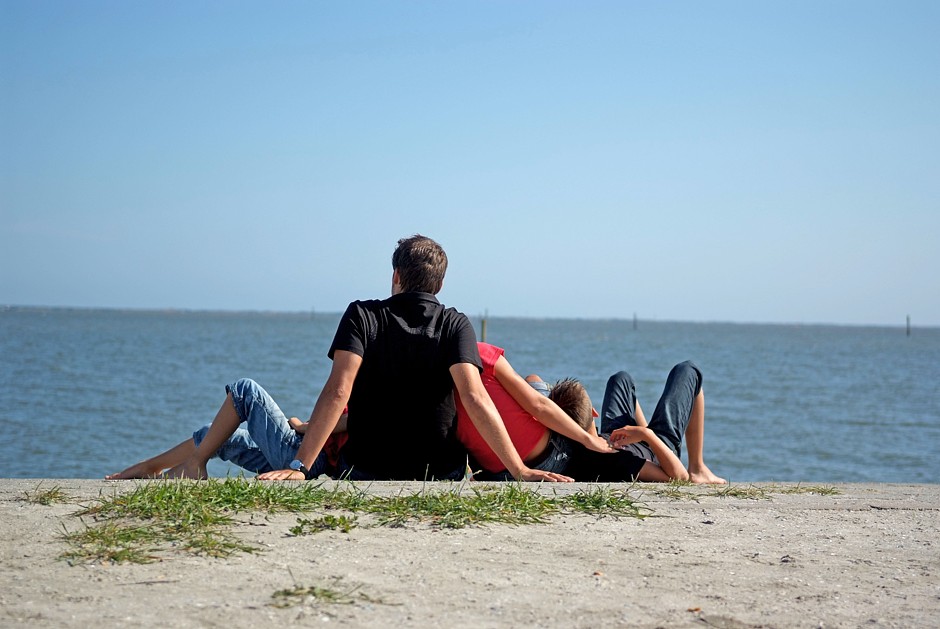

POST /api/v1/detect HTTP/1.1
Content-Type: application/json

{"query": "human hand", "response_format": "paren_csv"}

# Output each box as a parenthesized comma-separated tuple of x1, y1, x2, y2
(608, 426, 649, 449)
(288, 417, 307, 434)
(516, 467, 574, 482)
(257, 469, 304, 481)
(585, 434, 618, 454)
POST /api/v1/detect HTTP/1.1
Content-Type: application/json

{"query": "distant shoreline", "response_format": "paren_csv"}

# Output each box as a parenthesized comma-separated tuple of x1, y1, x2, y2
(3, 304, 935, 330)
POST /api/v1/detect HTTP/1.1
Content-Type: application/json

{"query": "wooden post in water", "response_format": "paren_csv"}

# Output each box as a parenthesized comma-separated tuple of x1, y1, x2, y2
(633, 312, 637, 330)
(481, 310, 488, 342)
(907, 315, 911, 337)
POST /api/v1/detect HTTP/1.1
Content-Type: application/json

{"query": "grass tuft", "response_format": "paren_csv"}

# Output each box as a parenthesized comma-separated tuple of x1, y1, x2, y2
(63, 477, 328, 564)
(707, 484, 772, 500)
(368, 483, 558, 529)
(562, 486, 652, 518)
(60, 521, 160, 564)
(23, 484, 70, 506)
(271, 579, 361, 607)
(290, 514, 358, 536)
(61, 478, 654, 564)
(773, 483, 841, 496)
(271, 576, 398, 608)
(646, 479, 701, 501)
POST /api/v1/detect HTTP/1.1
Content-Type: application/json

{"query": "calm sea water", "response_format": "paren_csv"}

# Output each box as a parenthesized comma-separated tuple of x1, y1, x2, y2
(1, 307, 938, 483)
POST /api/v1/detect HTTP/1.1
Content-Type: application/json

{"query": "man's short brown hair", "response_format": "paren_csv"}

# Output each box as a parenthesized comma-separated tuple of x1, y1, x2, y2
(548, 378, 594, 430)
(391, 234, 448, 294)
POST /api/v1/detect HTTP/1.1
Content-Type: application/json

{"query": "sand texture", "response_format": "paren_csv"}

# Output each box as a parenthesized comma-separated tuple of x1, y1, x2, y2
(1, 480, 937, 628)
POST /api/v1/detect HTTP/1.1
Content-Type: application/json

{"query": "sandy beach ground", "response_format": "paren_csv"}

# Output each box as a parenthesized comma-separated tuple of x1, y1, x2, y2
(1, 480, 937, 628)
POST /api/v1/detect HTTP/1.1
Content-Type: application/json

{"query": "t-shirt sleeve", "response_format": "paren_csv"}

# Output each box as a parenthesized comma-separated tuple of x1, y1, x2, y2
(567, 447, 646, 482)
(476, 342, 505, 376)
(447, 311, 483, 372)
(328, 302, 368, 359)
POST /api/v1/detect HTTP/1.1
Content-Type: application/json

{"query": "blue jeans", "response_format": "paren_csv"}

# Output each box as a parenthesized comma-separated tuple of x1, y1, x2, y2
(600, 361, 703, 459)
(192, 378, 328, 476)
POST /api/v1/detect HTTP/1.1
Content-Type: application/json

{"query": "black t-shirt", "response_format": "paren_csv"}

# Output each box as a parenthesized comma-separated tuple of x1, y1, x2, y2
(565, 445, 646, 482)
(329, 292, 482, 479)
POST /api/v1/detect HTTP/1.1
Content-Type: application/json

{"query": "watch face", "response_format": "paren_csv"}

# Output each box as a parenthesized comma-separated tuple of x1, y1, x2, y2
(289, 460, 302, 471)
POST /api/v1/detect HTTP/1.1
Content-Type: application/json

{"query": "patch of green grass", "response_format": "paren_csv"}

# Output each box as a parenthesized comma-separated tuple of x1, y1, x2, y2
(562, 486, 652, 519)
(60, 521, 160, 564)
(61, 478, 654, 565)
(79, 477, 330, 521)
(22, 484, 70, 506)
(647, 479, 700, 501)
(707, 484, 772, 500)
(64, 477, 326, 564)
(271, 576, 397, 608)
(774, 484, 841, 496)
(271, 579, 361, 608)
(368, 483, 559, 529)
(183, 528, 261, 558)
(290, 514, 358, 536)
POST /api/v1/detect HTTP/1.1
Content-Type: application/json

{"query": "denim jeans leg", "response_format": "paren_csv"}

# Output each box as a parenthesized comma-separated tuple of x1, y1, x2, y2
(226, 378, 329, 475)
(528, 380, 552, 398)
(532, 433, 573, 474)
(600, 371, 639, 435)
(646, 361, 703, 459)
(192, 424, 273, 473)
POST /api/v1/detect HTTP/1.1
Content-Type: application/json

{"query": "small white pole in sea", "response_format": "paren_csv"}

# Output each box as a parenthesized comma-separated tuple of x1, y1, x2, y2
(481, 309, 488, 342)
(906, 315, 911, 337)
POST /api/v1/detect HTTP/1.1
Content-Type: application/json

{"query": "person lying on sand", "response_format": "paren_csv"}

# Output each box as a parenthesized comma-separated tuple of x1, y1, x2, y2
(456, 342, 614, 480)
(554, 361, 726, 484)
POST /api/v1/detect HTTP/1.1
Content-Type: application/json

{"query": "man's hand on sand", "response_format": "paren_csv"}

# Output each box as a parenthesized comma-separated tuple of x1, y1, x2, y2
(257, 469, 304, 481)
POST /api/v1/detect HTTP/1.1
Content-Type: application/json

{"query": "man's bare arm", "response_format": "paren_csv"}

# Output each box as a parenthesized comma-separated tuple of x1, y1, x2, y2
(258, 350, 362, 480)
(450, 362, 572, 482)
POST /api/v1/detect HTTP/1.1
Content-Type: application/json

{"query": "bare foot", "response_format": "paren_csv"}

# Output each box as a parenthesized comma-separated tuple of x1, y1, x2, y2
(689, 463, 727, 485)
(105, 462, 165, 480)
(163, 459, 208, 480)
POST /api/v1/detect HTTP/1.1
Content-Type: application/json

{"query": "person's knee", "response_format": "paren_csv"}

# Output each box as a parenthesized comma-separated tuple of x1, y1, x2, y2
(226, 378, 266, 423)
(228, 378, 262, 399)
(607, 370, 635, 390)
(670, 361, 703, 394)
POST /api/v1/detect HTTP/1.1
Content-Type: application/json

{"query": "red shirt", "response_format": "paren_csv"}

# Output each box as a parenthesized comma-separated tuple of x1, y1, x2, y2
(455, 343, 549, 473)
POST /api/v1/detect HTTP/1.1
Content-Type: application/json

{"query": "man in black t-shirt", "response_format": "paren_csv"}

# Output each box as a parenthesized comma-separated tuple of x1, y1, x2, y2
(257, 235, 571, 482)
(120, 237, 573, 482)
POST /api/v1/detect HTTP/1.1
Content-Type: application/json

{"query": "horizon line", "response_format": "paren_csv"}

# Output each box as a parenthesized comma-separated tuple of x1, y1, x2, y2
(2, 303, 935, 330)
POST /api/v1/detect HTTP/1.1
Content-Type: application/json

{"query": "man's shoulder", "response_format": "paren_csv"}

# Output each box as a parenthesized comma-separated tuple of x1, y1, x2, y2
(341, 298, 389, 320)
(438, 305, 476, 337)
(439, 303, 472, 321)
(346, 297, 388, 310)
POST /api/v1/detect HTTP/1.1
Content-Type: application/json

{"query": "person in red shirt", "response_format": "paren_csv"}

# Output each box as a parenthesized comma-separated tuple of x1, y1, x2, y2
(456, 342, 613, 480)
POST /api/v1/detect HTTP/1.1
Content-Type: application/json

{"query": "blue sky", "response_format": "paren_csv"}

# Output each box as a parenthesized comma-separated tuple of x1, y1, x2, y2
(2, 1, 938, 325)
